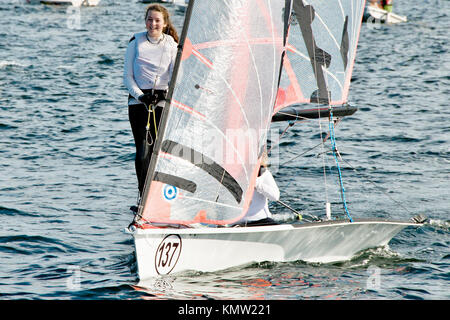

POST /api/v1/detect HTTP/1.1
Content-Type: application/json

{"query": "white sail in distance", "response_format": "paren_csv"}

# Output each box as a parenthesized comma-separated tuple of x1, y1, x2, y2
(275, 0, 366, 114)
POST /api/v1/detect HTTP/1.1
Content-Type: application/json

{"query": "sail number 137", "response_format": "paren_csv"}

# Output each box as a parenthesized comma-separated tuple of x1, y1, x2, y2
(155, 235, 182, 275)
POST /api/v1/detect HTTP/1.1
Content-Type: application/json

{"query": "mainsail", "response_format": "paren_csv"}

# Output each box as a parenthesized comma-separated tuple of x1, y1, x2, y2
(274, 0, 366, 118)
(138, 0, 291, 226)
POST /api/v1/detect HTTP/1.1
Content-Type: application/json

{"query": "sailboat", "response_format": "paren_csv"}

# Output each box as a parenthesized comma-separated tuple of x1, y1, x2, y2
(363, 3, 407, 24)
(140, 0, 188, 7)
(127, 0, 423, 281)
(28, 0, 101, 7)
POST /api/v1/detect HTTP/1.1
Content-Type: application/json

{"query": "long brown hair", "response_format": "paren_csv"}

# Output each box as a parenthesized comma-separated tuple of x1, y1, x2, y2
(145, 4, 179, 43)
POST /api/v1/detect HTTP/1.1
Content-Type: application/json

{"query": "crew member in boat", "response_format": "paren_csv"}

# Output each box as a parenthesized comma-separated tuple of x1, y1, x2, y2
(236, 152, 280, 226)
(123, 4, 179, 196)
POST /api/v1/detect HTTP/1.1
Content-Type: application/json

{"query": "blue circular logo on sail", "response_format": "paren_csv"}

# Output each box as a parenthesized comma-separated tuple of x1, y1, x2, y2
(163, 185, 177, 201)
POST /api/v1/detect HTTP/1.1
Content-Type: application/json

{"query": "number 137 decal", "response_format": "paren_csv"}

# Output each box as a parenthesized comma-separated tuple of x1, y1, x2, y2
(155, 234, 182, 275)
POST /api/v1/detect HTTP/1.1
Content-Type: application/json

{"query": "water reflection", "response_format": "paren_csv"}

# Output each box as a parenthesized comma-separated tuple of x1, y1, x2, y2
(131, 261, 371, 300)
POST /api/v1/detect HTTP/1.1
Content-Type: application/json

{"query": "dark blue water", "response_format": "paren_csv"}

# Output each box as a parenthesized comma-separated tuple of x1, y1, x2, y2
(0, 0, 448, 300)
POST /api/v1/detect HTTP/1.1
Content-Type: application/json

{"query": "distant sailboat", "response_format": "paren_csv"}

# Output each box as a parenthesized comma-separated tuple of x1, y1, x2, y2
(28, 0, 101, 7)
(363, 3, 407, 24)
(140, 0, 188, 6)
(128, 0, 423, 281)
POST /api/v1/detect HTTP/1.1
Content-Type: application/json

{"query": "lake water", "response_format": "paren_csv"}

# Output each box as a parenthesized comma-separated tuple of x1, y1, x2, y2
(0, 0, 448, 300)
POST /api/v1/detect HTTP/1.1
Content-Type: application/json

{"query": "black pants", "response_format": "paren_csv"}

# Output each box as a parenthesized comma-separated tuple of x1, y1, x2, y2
(128, 90, 166, 195)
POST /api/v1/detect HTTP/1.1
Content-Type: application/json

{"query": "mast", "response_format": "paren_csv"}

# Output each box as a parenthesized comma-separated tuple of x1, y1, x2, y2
(137, 0, 196, 217)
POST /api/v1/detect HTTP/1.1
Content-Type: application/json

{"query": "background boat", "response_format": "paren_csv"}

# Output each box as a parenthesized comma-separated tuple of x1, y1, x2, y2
(363, 4, 407, 24)
(27, 0, 101, 7)
(140, 0, 188, 6)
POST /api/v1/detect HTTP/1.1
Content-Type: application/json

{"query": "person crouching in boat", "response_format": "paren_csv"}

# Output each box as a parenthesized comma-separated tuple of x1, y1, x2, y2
(236, 152, 280, 226)
(123, 4, 179, 197)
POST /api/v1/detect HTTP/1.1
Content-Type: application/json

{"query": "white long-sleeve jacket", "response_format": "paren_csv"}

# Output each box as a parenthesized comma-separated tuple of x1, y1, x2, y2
(123, 31, 178, 105)
(239, 169, 280, 223)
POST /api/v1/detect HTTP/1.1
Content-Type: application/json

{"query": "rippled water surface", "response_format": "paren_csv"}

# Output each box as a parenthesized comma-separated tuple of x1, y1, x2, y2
(0, 0, 448, 300)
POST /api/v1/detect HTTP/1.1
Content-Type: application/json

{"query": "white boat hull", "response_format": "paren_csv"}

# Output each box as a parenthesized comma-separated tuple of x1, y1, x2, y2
(131, 219, 419, 280)
(30, 0, 101, 7)
(364, 5, 407, 24)
(140, 0, 188, 6)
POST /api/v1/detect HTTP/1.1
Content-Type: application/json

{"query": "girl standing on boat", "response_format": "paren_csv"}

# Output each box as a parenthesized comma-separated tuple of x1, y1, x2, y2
(123, 4, 179, 197)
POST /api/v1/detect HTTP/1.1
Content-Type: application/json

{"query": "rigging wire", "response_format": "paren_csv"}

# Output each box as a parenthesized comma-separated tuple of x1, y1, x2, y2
(267, 120, 295, 155)
(329, 109, 353, 222)
(275, 115, 414, 219)
(317, 112, 330, 209)
(338, 156, 415, 216)
(280, 137, 327, 166)
(303, 3, 334, 219)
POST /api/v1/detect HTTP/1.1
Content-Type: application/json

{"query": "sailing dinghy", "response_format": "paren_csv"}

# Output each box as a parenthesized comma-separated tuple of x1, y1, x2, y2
(29, 0, 101, 6)
(128, 0, 423, 281)
(363, 4, 407, 24)
(140, 0, 188, 6)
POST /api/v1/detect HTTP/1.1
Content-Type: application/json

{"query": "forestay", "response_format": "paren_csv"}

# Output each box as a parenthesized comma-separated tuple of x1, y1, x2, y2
(138, 0, 291, 226)
(275, 0, 366, 114)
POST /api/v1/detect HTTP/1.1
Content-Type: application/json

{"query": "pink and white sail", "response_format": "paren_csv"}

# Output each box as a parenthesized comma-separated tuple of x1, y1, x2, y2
(138, 0, 290, 226)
